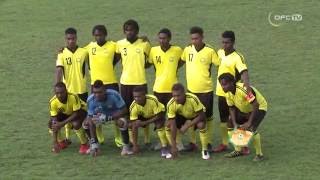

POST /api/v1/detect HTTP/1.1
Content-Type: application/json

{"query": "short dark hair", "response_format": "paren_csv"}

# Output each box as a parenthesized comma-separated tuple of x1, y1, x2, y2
(92, 25, 107, 35)
(172, 83, 185, 92)
(55, 82, 67, 89)
(218, 73, 235, 83)
(133, 85, 147, 94)
(222, 31, 235, 42)
(93, 80, 104, 89)
(65, 27, 77, 35)
(123, 19, 139, 32)
(158, 28, 172, 38)
(190, 26, 203, 36)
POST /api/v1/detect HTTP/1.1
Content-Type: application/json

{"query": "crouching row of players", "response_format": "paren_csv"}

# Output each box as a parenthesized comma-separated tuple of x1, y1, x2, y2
(48, 73, 267, 161)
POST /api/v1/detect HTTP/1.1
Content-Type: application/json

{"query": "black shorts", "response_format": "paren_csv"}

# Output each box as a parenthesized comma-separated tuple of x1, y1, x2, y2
(153, 92, 172, 107)
(191, 91, 213, 118)
(49, 109, 87, 128)
(228, 108, 266, 131)
(91, 83, 119, 92)
(218, 96, 229, 122)
(78, 92, 88, 102)
(120, 84, 148, 108)
(174, 114, 204, 130)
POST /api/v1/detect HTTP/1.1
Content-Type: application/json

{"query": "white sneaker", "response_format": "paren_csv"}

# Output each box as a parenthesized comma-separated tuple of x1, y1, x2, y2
(121, 145, 133, 156)
(165, 153, 172, 159)
(161, 147, 169, 158)
(202, 150, 210, 160)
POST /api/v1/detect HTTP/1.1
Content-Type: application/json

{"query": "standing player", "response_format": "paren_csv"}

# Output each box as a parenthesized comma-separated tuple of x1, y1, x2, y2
(167, 83, 210, 160)
(218, 73, 267, 161)
(148, 28, 184, 150)
(55, 27, 89, 143)
(84, 25, 122, 147)
(49, 82, 89, 154)
(116, 19, 151, 146)
(180, 26, 220, 151)
(213, 31, 252, 153)
(129, 86, 169, 157)
(84, 80, 132, 156)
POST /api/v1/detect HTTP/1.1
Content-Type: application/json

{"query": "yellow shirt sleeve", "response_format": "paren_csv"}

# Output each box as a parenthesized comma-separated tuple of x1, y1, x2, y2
(167, 103, 176, 119)
(153, 102, 165, 115)
(144, 41, 151, 57)
(129, 103, 139, 120)
(56, 53, 64, 67)
(180, 47, 187, 61)
(235, 55, 247, 73)
(192, 98, 204, 112)
(72, 95, 81, 111)
(148, 48, 154, 64)
(49, 101, 58, 116)
(225, 94, 234, 107)
(211, 49, 220, 66)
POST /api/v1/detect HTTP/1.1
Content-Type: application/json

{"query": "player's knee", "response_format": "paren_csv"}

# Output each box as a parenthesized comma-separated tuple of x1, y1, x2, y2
(72, 121, 81, 130)
(197, 121, 205, 129)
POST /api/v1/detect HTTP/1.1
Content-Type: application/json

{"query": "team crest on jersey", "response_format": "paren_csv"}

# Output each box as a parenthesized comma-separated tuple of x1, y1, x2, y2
(136, 48, 141, 53)
(200, 58, 206, 63)
(58, 107, 65, 113)
(104, 48, 108, 54)
(169, 57, 174, 62)
(76, 58, 81, 62)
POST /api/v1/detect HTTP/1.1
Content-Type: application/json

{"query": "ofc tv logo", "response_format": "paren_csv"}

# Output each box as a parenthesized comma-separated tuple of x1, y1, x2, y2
(268, 13, 302, 27)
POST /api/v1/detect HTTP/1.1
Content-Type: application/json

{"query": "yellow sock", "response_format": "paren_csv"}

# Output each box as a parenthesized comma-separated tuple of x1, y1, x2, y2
(165, 127, 172, 145)
(235, 145, 241, 152)
(206, 118, 213, 145)
(188, 128, 196, 144)
(253, 133, 263, 155)
(143, 125, 150, 144)
(49, 129, 63, 142)
(74, 128, 88, 144)
(199, 128, 208, 151)
(129, 128, 133, 143)
(220, 122, 228, 145)
(157, 127, 168, 147)
(64, 123, 72, 140)
(113, 122, 123, 147)
(96, 125, 105, 144)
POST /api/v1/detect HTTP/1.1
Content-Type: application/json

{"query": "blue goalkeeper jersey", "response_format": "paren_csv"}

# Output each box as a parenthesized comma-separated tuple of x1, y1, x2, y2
(87, 89, 126, 117)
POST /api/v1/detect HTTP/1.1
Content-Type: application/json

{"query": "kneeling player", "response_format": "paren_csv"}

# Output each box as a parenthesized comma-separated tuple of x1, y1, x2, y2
(219, 73, 267, 161)
(167, 83, 210, 160)
(129, 86, 169, 157)
(49, 82, 89, 154)
(84, 80, 132, 156)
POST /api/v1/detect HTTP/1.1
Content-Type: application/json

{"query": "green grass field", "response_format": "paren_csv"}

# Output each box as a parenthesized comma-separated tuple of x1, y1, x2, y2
(1, 0, 319, 179)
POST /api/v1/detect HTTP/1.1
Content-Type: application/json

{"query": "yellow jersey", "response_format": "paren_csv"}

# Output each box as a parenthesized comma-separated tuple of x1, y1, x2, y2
(56, 47, 88, 94)
(167, 93, 206, 119)
(116, 38, 151, 85)
(84, 41, 117, 85)
(129, 95, 165, 120)
(225, 83, 267, 113)
(49, 93, 86, 116)
(181, 44, 219, 93)
(149, 45, 182, 93)
(216, 49, 248, 96)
